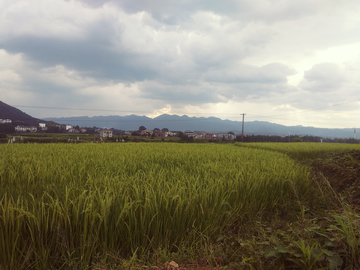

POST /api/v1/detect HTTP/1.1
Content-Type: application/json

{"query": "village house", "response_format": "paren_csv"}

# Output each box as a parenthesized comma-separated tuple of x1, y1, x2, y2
(100, 129, 113, 138)
(159, 131, 180, 137)
(39, 123, 47, 131)
(140, 129, 153, 136)
(0, 119, 12, 124)
(193, 131, 207, 139)
(67, 128, 80, 133)
(216, 133, 235, 140)
(29, 126, 38, 132)
(205, 133, 217, 139)
(184, 130, 194, 137)
(169, 131, 181, 136)
(15, 125, 27, 132)
(15, 125, 37, 133)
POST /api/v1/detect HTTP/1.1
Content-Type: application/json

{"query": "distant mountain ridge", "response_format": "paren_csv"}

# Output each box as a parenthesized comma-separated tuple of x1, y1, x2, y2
(44, 114, 358, 139)
(0, 101, 43, 124)
(0, 100, 357, 138)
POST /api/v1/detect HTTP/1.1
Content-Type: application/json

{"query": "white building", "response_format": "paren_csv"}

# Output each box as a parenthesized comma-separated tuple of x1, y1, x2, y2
(100, 129, 113, 138)
(184, 130, 194, 137)
(0, 119, 12, 124)
(39, 123, 47, 131)
(217, 133, 235, 140)
(15, 125, 37, 133)
(15, 125, 28, 132)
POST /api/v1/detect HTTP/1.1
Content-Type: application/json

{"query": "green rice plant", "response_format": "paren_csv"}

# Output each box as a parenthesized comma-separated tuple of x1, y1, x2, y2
(288, 240, 326, 270)
(0, 143, 317, 268)
(330, 211, 360, 268)
(235, 142, 360, 161)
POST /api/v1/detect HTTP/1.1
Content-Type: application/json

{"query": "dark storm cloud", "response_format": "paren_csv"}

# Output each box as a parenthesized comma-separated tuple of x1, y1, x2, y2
(203, 63, 295, 84)
(0, 0, 300, 105)
(138, 62, 297, 105)
(21, 76, 74, 95)
(0, 35, 157, 82)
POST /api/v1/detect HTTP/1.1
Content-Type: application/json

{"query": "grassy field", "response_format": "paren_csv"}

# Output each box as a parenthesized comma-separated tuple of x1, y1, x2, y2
(235, 142, 360, 160)
(2, 133, 185, 143)
(0, 142, 360, 269)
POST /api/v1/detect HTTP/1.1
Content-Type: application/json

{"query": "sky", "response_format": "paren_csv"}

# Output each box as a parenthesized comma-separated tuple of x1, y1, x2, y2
(1, 0, 360, 128)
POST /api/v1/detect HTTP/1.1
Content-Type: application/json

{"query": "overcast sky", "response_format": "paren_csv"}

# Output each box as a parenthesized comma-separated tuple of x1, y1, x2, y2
(1, 0, 360, 128)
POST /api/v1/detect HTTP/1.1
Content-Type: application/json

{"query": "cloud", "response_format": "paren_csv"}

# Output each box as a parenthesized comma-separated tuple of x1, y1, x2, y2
(138, 62, 297, 105)
(0, 2, 281, 88)
(1, 0, 360, 128)
(139, 81, 227, 104)
(76, 0, 246, 24)
(76, 0, 324, 25)
(300, 63, 346, 92)
(0, 34, 158, 82)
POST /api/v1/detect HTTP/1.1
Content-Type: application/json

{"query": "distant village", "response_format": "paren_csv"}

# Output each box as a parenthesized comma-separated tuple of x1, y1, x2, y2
(0, 119, 236, 140)
(2, 118, 359, 144)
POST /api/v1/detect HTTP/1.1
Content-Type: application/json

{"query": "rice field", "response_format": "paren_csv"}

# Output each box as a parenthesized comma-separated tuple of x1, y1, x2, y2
(0, 143, 321, 269)
(235, 142, 360, 160)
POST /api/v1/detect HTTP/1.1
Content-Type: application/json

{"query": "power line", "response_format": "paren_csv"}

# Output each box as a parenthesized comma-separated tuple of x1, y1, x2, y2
(1, 98, 359, 128)
(6, 105, 149, 114)
(4, 97, 359, 118)
(42, 118, 229, 123)
(49, 116, 356, 129)
(2, 104, 241, 116)
(246, 116, 356, 128)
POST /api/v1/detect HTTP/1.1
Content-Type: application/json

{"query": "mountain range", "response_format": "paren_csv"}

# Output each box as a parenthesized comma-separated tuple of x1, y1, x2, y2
(44, 114, 358, 139)
(0, 100, 357, 138)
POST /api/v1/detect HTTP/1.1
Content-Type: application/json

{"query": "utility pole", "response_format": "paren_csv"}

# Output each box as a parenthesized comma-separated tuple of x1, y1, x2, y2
(241, 113, 246, 142)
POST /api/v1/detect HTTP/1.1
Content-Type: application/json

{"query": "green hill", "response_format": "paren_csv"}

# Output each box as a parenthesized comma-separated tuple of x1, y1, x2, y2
(0, 101, 43, 125)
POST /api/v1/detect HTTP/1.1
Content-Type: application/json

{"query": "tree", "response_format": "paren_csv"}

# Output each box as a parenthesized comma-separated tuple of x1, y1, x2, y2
(47, 121, 56, 127)
(162, 128, 169, 132)
(228, 131, 235, 135)
(86, 127, 96, 134)
(0, 124, 14, 134)
(139, 126, 146, 131)
(46, 125, 61, 133)
(179, 133, 193, 142)
(153, 128, 160, 132)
